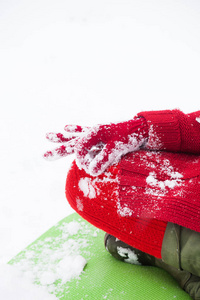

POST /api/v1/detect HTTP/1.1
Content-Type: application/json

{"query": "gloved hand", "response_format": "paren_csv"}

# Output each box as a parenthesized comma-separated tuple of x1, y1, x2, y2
(44, 117, 148, 176)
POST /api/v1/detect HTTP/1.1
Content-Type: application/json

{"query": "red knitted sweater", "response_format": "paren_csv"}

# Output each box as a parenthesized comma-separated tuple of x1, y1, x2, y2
(66, 109, 200, 258)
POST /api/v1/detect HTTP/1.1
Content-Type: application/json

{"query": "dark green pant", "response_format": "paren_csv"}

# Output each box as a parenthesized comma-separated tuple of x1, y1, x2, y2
(158, 223, 200, 299)
(162, 223, 200, 277)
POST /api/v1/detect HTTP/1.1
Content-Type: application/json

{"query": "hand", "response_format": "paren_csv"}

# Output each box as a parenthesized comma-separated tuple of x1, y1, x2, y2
(74, 118, 148, 176)
(44, 117, 148, 176)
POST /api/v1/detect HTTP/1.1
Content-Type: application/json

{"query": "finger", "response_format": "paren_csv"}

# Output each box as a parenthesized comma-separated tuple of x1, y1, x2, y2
(43, 145, 73, 160)
(75, 125, 105, 156)
(88, 140, 127, 176)
(74, 132, 100, 170)
(89, 135, 145, 176)
(43, 139, 77, 161)
(74, 125, 109, 172)
(64, 125, 90, 133)
(87, 141, 116, 176)
(46, 132, 75, 143)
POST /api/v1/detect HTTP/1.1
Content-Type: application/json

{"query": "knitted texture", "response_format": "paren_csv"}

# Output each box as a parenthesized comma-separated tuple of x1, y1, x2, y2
(65, 109, 200, 259)
(138, 109, 200, 153)
(119, 150, 200, 233)
(65, 160, 167, 259)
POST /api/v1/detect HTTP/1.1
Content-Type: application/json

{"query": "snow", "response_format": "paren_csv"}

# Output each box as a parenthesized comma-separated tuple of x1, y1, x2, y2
(1, 0, 200, 298)
(146, 171, 182, 191)
(76, 197, 84, 212)
(78, 177, 97, 199)
(147, 124, 163, 149)
(7, 220, 88, 298)
(64, 220, 81, 235)
(145, 155, 183, 197)
(0, 264, 57, 300)
(78, 170, 117, 201)
(118, 205, 133, 217)
(117, 247, 142, 265)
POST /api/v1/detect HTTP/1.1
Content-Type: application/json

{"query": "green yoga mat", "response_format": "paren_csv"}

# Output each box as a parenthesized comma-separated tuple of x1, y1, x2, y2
(9, 213, 191, 299)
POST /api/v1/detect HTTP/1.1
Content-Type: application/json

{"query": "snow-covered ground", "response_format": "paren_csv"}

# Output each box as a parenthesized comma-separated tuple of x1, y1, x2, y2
(1, 0, 200, 298)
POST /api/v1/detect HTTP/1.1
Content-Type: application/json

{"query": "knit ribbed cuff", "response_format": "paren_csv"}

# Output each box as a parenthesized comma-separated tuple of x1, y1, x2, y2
(137, 110, 181, 152)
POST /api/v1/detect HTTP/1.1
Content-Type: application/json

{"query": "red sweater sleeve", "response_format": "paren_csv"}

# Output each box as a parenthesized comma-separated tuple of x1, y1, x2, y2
(137, 109, 200, 154)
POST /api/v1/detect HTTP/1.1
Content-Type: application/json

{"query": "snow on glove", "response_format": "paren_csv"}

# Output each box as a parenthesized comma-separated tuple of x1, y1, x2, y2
(75, 117, 148, 176)
(44, 118, 148, 176)
(43, 125, 90, 160)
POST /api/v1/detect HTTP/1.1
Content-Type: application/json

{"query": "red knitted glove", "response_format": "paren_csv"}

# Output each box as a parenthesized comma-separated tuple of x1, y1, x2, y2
(75, 118, 148, 176)
(44, 118, 148, 176)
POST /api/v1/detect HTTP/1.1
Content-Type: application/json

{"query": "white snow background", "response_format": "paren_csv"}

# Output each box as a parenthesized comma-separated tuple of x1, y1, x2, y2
(1, 0, 200, 298)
